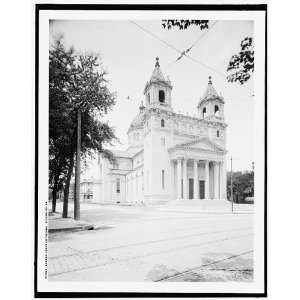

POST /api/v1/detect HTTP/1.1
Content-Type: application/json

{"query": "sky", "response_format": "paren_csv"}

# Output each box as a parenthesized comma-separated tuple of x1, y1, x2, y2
(50, 19, 254, 172)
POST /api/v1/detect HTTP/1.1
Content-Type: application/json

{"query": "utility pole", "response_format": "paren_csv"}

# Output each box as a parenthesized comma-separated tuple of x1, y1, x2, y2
(230, 157, 233, 213)
(74, 109, 81, 220)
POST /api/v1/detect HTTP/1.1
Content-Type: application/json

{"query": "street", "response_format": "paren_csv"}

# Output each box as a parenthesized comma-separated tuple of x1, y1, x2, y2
(48, 203, 253, 282)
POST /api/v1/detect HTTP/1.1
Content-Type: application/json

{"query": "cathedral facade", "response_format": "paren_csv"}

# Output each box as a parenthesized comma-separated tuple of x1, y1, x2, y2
(97, 58, 227, 204)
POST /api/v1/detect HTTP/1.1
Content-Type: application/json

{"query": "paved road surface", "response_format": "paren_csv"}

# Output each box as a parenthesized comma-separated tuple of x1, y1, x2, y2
(48, 203, 253, 282)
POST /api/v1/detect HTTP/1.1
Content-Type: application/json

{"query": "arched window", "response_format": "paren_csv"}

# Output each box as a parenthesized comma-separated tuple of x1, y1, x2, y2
(161, 119, 165, 127)
(202, 107, 207, 118)
(217, 130, 220, 137)
(214, 105, 220, 117)
(147, 93, 150, 104)
(159, 90, 165, 103)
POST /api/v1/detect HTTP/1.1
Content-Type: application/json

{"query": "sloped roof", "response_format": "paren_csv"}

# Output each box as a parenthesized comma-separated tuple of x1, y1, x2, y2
(203, 76, 219, 99)
(144, 57, 172, 93)
(198, 76, 224, 107)
(150, 59, 165, 82)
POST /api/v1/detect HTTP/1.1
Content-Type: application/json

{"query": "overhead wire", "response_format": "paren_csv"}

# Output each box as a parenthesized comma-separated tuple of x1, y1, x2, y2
(164, 21, 217, 70)
(129, 20, 254, 96)
(155, 250, 254, 282)
(189, 20, 218, 51)
(172, 20, 219, 64)
(128, 20, 182, 55)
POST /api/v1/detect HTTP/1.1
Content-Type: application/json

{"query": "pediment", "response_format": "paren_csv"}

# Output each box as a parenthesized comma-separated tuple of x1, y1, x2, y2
(169, 137, 225, 153)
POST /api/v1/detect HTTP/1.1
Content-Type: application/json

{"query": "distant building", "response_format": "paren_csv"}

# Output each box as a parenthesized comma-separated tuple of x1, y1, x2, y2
(84, 57, 227, 204)
(68, 160, 102, 202)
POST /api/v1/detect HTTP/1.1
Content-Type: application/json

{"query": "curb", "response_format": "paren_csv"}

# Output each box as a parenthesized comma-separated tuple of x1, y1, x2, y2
(49, 224, 94, 233)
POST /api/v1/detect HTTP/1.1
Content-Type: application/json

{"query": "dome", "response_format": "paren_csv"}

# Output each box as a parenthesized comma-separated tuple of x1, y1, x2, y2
(128, 103, 145, 132)
(129, 113, 143, 130)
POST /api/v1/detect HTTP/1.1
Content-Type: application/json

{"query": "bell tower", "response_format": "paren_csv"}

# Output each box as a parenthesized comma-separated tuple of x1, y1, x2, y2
(197, 76, 225, 121)
(143, 57, 173, 111)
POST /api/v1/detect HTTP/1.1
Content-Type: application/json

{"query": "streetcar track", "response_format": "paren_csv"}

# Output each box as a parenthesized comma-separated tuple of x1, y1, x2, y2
(48, 233, 253, 277)
(155, 250, 254, 282)
(49, 226, 252, 259)
(122, 214, 253, 223)
(90, 214, 253, 225)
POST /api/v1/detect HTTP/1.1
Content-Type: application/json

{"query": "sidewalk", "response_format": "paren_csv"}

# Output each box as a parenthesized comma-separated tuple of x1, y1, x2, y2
(155, 200, 254, 214)
(48, 213, 94, 233)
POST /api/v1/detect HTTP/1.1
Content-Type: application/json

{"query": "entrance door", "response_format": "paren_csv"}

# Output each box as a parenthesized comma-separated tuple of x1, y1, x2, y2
(199, 180, 205, 199)
(189, 178, 194, 199)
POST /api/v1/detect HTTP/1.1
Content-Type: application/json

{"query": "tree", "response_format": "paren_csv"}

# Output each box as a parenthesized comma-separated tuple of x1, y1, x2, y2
(162, 19, 209, 30)
(49, 37, 76, 213)
(226, 170, 254, 203)
(160, 20, 254, 85)
(49, 148, 68, 213)
(227, 37, 254, 85)
(49, 37, 117, 217)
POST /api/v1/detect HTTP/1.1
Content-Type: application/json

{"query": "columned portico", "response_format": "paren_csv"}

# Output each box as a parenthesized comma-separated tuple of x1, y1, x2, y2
(169, 136, 227, 202)
(172, 156, 226, 201)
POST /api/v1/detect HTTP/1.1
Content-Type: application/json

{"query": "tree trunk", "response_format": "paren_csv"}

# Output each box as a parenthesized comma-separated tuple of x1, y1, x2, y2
(52, 186, 57, 213)
(52, 174, 59, 213)
(62, 153, 75, 218)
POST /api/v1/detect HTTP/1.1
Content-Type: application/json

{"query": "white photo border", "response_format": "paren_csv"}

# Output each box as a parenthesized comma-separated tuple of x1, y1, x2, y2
(35, 3, 267, 297)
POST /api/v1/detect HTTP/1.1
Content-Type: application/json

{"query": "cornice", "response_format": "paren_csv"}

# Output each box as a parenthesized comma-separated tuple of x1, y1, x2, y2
(197, 96, 225, 108)
(143, 79, 173, 94)
(168, 146, 226, 155)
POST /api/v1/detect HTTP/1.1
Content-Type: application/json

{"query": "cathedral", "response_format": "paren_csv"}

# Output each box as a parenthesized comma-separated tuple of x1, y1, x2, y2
(86, 57, 228, 204)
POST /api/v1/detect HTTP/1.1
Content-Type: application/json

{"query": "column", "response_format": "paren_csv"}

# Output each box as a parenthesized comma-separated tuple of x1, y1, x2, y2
(176, 159, 182, 199)
(214, 162, 219, 200)
(182, 159, 188, 199)
(205, 160, 210, 199)
(170, 161, 175, 199)
(193, 160, 199, 199)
